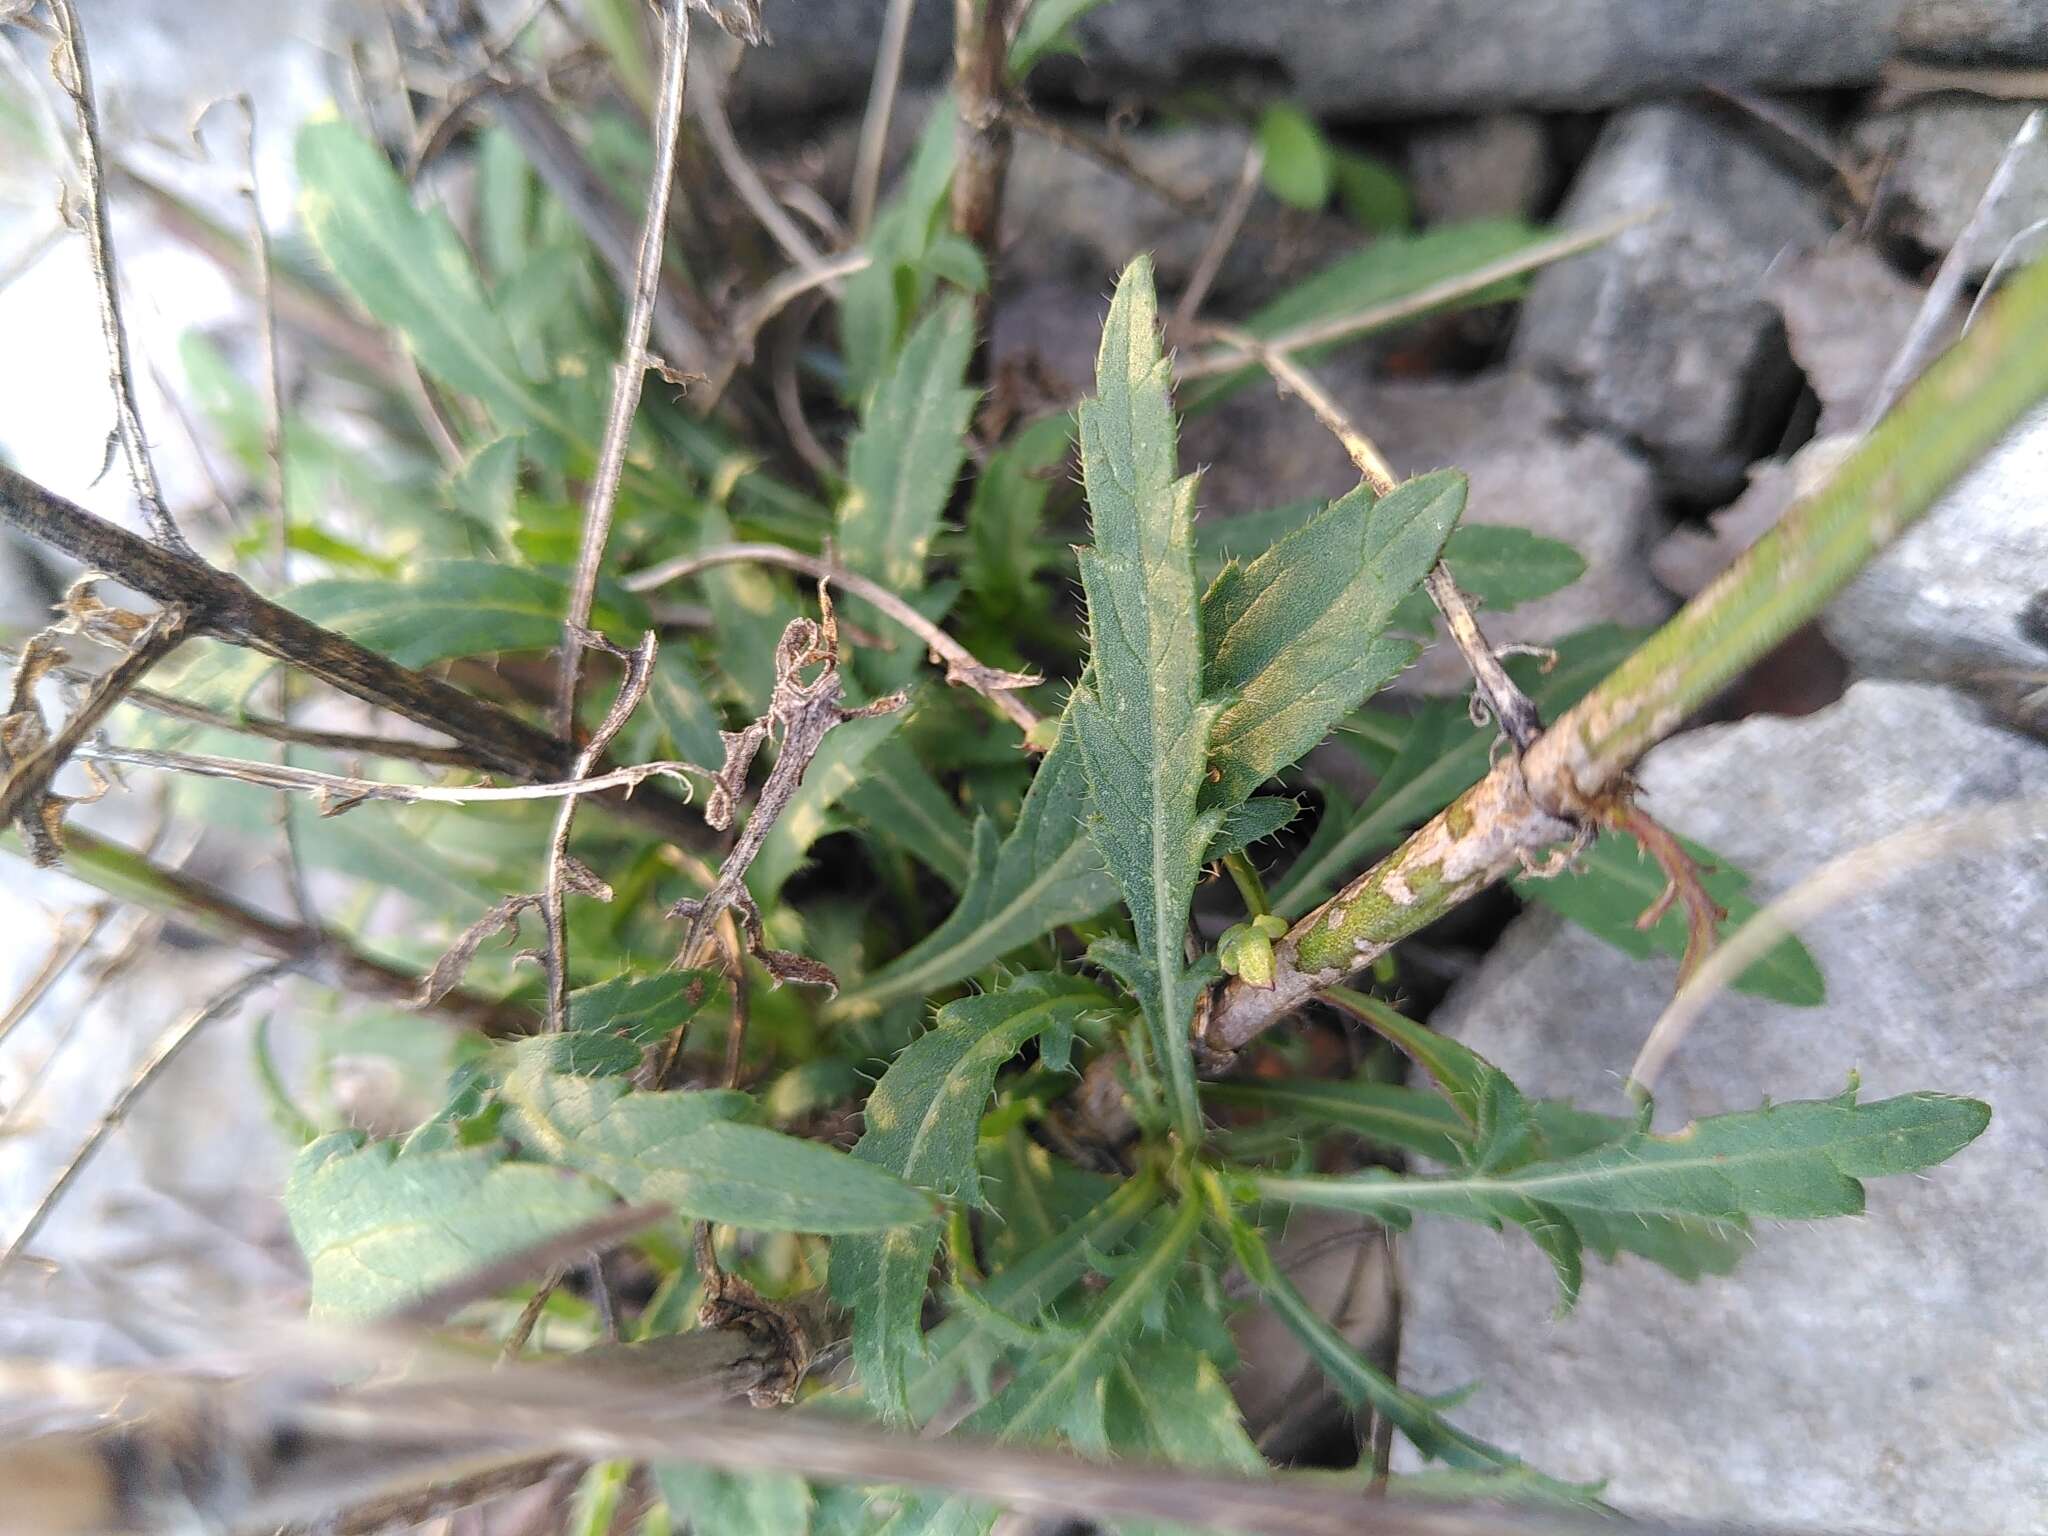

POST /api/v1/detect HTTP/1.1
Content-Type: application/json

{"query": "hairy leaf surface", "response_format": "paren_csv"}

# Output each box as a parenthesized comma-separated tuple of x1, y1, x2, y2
(1201, 471, 1463, 811)
(833, 717, 1118, 1019)
(285, 1132, 613, 1319)
(833, 974, 1108, 1422)
(1070, 258, 1220, 1139)
(1250, 1084, 1989, 1308)
(502, 1065, 934, 1233)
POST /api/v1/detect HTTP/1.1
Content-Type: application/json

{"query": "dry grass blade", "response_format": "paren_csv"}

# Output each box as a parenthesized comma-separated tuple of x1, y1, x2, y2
(0, 962, 285, 1277)
(0, 600, 189, 864)
(1627, 797, 2048, 1099)
(542, 631, 664, 1030)
(1175, 206, 1662, 381)
(850, 0, 919, 236)
(1865, 107, 2045, 429)
(44, 0, 192, 555)
(73, 741, 700, 815)
(553, 0, 693, 735)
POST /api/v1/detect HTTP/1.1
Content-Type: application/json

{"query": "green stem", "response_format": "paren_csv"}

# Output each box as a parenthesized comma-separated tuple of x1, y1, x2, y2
(1206, 251, 2048, 1058)
(1222, 849, 1271, 918)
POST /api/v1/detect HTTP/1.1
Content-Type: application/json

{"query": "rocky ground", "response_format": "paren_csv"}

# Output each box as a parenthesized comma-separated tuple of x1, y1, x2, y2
(1, 0, 2045, 1522)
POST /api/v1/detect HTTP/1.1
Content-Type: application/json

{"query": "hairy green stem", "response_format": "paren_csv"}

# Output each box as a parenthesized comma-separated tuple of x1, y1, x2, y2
(1204, 252, 2048, 1059)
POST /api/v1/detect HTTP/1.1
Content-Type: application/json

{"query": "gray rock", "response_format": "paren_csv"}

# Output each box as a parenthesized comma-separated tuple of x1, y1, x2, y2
(1823, 402, 2048, 691)
(1405, 113, 1554, 227)
(1064, 1, 1906, 118)
(997, 121, 1354, 312)
(1400, 681, 2048, 1531)
(735, 0, 954, 120)
(1852, 99, 2048, 275)
(1651, 435, 1858, 597)
(1512, 101, 1831, 497)
(1895, 0, 2048, 62)
(1768, 242, 1935, 435)
(1181, 368, 1672, 693)
(738, 1, 1967, 122)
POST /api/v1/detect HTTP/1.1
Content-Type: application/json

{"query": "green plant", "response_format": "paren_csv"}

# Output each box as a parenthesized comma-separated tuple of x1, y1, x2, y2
(0, 2, 2034, 1531)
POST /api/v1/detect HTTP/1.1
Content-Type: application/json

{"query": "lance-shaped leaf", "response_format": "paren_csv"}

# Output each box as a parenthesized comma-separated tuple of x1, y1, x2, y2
(297, 120, 567, 437)
(1070, 257, 1221, 1140)
(1513, 827, 1826, 1006)
(909, 1169, 1161, 1426)
(832, 973, 1108, 1423)
(1201, 471, 1463, 812)
(1247, 1082, 1990, 1310)
(501, 1063, 935, 1234)
(963, 1194, 1202, 1450)
(1229, 1215, 1597, 1499)
(1320, 989, 1747, 1279)
(831, 714, 1118, 1020)
(1387, 523, 1587, 629)
(839, 293, 978, 593)
(285, 1132, 616, 1320)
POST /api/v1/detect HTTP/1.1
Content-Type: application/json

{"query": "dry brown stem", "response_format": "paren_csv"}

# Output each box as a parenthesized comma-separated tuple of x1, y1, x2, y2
(667, 592, 905, 991)
(626, 541, 1043, 737)
(0, 465, 707, 847)
(553, 0, 694, 736)
(45, 0, 192, 555)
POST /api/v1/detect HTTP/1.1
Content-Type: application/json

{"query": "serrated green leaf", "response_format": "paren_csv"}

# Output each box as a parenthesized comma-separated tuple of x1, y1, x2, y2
(503, 1065, 933, 1233)
(832, 716, 1119, 1020)
(1318, 990, 1749, 1280)
(1104, 1339, 1265, 1536)
(297, 120, 566, 436)
(655, 1464, 812, 1536)
(565, 971, 715, 1042)
(1277, 624, 1646, 917)
(909, 1169, 1161, 1425)
(1203, 795, 1299, 863)
(1070, 257, 1220, 1141)
(1324, 988, 1536, 1171)
(963, 1194, 1201, 1450)
(1440, 524, 1588, 610)
(833, 974, 1108, 1423)
(284, 1132, 615, 1320)
(840, 294, 977, 593)
(1202, 472, 1463, 811)
(1257, 105, 1335, 210)
(1250, 1085, 1990, 1309)
(1513, 828, 1827, 1006)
